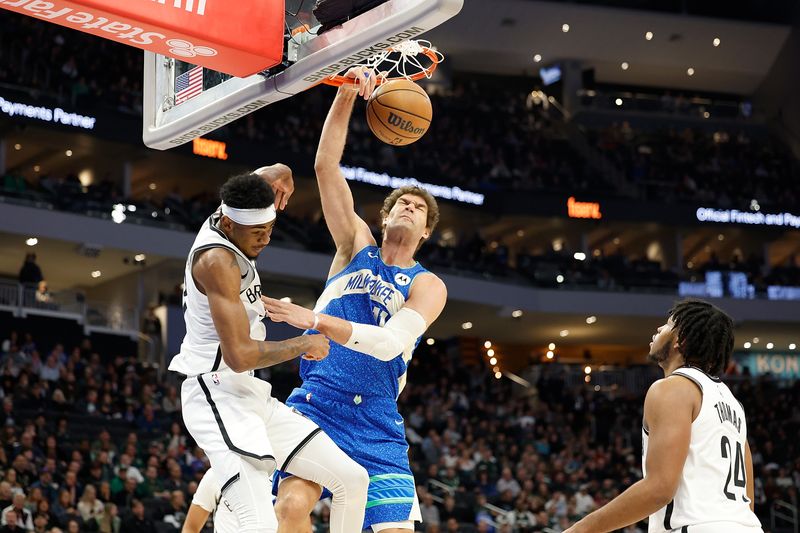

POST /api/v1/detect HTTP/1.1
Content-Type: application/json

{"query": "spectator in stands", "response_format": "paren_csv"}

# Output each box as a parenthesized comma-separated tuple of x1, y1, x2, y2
(59, 475, 79, 510)
(96, 503, 120, 533)
(30, 514, 46, 533)
(419, 492, 440, 532)
(119, 500, 154, 533)
(0, 485, 12, 512)
(135, 406, 160, 436)
(49, 491, 74, 529)
(496, 467, 521, 498)
(1, 332, 18, 354)
(135, 467, 164, 500)
(33, 282, 51, 304)
(38, 356, 62, 383)
(115, 456, 143, 485)
(1, 494, 33, 531)
(0, 510, 23, 533)
(161, 388, 180, 415)
(161, 490, 186, 530)
(140, 307, 162, 366)
(76, 485, 103, 523)
(18, 254, 43, 287)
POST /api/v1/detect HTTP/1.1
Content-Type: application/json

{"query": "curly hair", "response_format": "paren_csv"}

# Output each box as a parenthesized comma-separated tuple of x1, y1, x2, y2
(219, 172, 274, 209)
(669, 299, 734, 376)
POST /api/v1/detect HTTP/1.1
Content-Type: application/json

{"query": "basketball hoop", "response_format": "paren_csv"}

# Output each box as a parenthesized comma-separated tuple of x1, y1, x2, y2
(321, 39, 444, 86)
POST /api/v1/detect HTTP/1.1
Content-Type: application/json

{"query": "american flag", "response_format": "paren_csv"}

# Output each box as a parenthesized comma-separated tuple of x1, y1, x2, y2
(174, 65, 203, 105)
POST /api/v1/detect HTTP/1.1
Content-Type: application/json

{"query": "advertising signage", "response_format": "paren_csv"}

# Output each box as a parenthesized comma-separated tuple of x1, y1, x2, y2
(0, 96, 96, 129)
(696, 207, 800, 228)
(736, 353, 800, 379)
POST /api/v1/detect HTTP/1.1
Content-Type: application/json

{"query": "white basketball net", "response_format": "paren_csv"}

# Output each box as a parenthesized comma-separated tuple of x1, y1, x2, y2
(359, 39, 443, 81)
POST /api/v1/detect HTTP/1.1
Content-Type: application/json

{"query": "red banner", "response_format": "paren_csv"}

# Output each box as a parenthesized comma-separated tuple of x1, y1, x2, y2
(0, 0, 285, 77)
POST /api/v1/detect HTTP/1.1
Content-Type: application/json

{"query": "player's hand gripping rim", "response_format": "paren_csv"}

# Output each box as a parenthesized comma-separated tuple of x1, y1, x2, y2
(341, 66, 382, 100)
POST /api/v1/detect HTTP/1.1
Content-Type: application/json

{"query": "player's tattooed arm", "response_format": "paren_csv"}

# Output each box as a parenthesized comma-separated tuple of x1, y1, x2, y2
(194, 247, 329, 372)
(254, 335, 329, 368)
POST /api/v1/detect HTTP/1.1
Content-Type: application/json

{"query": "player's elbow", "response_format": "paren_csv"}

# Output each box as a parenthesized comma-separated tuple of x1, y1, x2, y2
(652, 489, 675, 509)
(647, 477, 678, 508)
(372, 340, 404, 361)
(222, 349, 249, 373)
(226, 359, 247, 373)
(314, 152, 336, 174)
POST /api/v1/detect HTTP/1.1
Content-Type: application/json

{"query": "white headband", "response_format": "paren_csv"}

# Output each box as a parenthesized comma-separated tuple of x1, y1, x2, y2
(220, 203, 277, 226)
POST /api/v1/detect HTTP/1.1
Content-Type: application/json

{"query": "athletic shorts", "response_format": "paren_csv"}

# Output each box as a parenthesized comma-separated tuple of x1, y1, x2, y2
(274, 383, 421, 529)
(181, 370, 321, 489)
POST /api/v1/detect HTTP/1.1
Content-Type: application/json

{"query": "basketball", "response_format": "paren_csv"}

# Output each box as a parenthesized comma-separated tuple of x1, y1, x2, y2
(366, 79, 432, 146)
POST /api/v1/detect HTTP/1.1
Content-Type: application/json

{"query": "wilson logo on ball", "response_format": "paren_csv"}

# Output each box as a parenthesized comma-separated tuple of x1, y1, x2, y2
(386, 113, 426, 135)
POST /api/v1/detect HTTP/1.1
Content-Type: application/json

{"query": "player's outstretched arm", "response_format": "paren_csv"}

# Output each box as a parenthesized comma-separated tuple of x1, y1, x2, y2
(314, 67, 377, 260)
(193, 248, 330, 372)
(181, 504, 210, 533)
(564, 376, 698, 533)
(263, 273, 447, 360)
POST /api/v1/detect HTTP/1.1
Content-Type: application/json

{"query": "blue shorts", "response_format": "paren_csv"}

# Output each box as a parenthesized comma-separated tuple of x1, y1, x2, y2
(274, 383, 417, 529)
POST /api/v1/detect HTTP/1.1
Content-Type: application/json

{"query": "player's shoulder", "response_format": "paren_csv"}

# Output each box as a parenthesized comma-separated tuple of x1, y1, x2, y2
(192, 247, 239, 289)
(645, 373, 703, 408)
(194, 246, 236, 269)
(410, 271, 447, 296)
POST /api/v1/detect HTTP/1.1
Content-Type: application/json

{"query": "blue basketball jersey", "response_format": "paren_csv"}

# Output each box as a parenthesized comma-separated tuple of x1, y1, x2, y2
(301, 245, 430, 399)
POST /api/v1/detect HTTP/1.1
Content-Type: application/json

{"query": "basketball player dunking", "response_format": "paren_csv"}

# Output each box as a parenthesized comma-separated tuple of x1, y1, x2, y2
(565, 299, 763, 533)
(262, 67, 448, 533)
(169, 166, 369, 533)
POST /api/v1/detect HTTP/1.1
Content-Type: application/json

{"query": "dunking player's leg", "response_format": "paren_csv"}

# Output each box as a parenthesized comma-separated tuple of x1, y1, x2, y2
(277, 431, 369, 533)
(274, 477, 320, 533)
(268, 401, 368, 533)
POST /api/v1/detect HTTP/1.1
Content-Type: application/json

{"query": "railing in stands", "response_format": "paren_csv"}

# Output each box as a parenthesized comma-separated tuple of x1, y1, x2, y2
(563, 365, 661, 394)
(0, 282, 20, 309)
(427, 478, 513, 528)
(0, 280, 139, 339)
(772, 499, 799, 533)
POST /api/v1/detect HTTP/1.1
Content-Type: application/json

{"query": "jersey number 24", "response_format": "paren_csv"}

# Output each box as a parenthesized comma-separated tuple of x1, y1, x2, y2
(720, 436, 750, 503)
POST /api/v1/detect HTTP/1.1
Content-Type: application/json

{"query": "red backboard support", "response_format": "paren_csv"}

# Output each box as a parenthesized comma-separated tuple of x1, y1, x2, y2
(0, 0, 285, 77)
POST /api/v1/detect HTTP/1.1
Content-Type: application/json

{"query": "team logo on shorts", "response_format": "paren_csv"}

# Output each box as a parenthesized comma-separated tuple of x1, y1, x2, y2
(394, 273, 411, 286)
(212, 373, 220, 385)
(353, 394, 362, 405)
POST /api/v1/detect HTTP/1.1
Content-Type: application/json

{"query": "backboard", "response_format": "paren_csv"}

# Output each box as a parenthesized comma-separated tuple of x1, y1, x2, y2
(142, 0, 463, 150)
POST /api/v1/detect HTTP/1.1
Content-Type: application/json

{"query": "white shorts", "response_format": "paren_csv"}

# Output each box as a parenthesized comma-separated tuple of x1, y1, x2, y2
(181, 370, 321, 488)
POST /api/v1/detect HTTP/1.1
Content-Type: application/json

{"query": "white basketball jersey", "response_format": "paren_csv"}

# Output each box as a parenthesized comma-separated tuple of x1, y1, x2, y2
(168, 212, 266, 376)
(643, 367, 762, 532)
(191, 468, 239, 533)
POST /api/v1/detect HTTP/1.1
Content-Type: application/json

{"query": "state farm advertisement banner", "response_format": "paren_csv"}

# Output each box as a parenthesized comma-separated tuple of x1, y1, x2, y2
(0, 0, 285, 77)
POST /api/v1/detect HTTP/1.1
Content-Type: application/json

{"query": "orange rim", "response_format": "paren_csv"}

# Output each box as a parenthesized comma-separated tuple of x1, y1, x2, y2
(321, 46, 441, 87)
